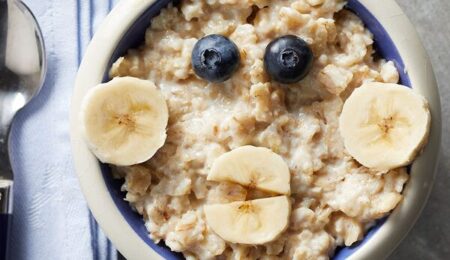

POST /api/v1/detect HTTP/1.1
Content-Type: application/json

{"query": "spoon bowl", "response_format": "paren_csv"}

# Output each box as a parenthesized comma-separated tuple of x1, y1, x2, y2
(0, 0, 46, 259)
(1, 1, 46, 113)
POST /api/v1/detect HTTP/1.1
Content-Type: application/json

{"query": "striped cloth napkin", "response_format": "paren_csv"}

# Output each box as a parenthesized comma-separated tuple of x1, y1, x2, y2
(9, 0, 118, 259)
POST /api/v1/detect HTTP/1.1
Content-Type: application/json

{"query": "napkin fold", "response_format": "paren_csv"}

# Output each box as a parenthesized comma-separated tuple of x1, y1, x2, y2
(9, 0, 117, 259)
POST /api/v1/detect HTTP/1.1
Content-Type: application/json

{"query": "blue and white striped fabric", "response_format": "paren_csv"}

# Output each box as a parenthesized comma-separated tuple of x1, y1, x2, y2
(9, 1, 118, 259)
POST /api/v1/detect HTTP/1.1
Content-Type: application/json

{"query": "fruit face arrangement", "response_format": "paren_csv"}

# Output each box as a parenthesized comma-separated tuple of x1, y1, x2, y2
(80, 1, 431, 259)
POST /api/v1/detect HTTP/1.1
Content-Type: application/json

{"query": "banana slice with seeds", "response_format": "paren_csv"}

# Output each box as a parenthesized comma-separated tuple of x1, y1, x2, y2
(339, 82, 431, 171)
(80, 77, 168, 166)
(207, 145, 291, 195)
(204, 196, 290, 245)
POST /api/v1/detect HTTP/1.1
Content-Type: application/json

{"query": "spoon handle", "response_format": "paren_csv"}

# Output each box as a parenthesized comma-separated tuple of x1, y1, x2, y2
(0, 213, 11, 259)
(0, 181, 12, 260)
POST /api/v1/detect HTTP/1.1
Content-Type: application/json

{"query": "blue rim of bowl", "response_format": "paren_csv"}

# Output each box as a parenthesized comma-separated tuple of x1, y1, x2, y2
(101, 0, 411, 259)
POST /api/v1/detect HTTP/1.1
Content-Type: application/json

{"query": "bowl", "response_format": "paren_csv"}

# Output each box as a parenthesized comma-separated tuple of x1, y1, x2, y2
(70, 0, 442, 259)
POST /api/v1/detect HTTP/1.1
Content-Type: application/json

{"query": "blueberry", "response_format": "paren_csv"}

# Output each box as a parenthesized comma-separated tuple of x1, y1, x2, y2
(264, 35, 313, 84)
(191, 34, 240, 83)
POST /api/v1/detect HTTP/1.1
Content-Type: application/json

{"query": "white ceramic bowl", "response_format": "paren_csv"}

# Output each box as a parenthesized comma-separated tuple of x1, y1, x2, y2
(70, 1, 442, 259)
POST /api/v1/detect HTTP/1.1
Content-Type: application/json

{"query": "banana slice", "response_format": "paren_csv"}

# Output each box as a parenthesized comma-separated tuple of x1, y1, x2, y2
(208, 146, 290, 195)
(204, 196, 290, 244)
(339, 82, 431, 170)
(80, 77, 169, 166)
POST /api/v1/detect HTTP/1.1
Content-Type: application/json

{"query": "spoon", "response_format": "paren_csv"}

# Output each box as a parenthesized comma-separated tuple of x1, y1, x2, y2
(0, 0, 46, 258)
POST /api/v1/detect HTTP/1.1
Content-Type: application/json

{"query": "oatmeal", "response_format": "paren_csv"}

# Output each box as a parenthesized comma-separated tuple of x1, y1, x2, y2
(109, 0, 409, 259)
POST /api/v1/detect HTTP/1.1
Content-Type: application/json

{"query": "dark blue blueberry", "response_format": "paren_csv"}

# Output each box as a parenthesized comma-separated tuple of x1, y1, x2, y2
(191, 34, 240, 83)
(264, 35, 313, 84)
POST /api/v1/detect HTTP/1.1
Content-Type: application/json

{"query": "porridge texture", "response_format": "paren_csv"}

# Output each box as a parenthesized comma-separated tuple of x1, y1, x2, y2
(110, 0, 408, 259)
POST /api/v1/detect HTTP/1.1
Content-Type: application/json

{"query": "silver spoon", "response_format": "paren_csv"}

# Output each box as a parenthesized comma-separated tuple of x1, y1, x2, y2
(0, 0, 46, 258)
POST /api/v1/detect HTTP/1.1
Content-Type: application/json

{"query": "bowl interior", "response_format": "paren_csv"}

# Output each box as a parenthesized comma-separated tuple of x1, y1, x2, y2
(101, 0, 411, 259)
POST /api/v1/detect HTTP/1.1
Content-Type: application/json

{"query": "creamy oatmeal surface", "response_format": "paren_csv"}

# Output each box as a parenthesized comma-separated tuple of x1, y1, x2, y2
(110, 0, 409, 259)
